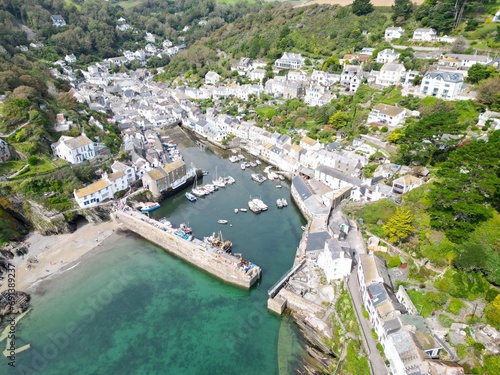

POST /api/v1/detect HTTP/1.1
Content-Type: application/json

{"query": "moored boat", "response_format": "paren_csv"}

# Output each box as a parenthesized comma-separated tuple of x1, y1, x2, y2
(281, 198, 288, 207)
(248, 200, 261, 213)
(224, 176, 236, 185)
(202, 170, 209, 176)
(251, 173, 266, 184)
(234, 208, 239, 213)
(237, 154, 245, 160)
(239, 208, 247, 212)
(141, 202, 161, 212)
(229, 155, 239, 163)
(252, 198, 268, 211)
(218, 219, 228, 224)
(185, 192, 197, 202)
(240, 163, 246, 170)
(203, 184, 215, 193)
(276, 185, 282, 189)
(255, 160, 261, 165)
(249, 162, 257, 167)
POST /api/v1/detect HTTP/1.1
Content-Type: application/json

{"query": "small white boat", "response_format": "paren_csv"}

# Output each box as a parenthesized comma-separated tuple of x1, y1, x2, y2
(234, 208, 239, 214)
(252, 198, 268, 211)
(248, 200, 261, 214)
(203, 184, 215, 193)
(202, 171, 209, 176)
(276, 185, 282, 189)
(255, 160, 261, 165)
(278, 174, 285, 181)
(237, 154, 245, 161)
(239, 208, 247, 212)
(251, 174, 266, 184)
(240, 163, 246, 170)
(225, 176, 236, 185)
(281, 198, 288, 207)
(276, 199, 284, 208)
(218, 220, 228, 224)
(301, 226, 306, 231)
(229, 155, 239, 163)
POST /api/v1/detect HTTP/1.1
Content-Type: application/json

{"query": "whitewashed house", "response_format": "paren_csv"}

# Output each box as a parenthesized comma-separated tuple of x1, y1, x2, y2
(144, 32, 156, 43)
(420, 71, 464, 100)
(111, 161, 137, 184)
(412, 28, 437, 41)
(162, 39, 173, 48)
(274, 52, 305, 70)
(317, 238, 352, 282)
(52, 134, 96, 164)
(376, 63, 406, 87)
(442, 53, 493, 69)
(392, 175, 422, 194)
(367, 104, 407, 127)
(65, 54, 77, 64)
(205, 71, 220, 85)
(478, 110, 500, 129)
(249, 69, 266, 83)
(384, 27, 405, 41)
(376, 49, 399, 64)
(340, 65, 363, 92)
(51, 15, 66, 27)
(73, 170, 129, 208)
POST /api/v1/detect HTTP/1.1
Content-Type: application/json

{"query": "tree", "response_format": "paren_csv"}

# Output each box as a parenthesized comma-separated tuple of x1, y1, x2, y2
(392, 0, 413, 23)
(477, 77, 500, 110)
(352, 0, 373, 16)
(467, 64, 497, 84)
(328, 111, 348, 129)
(450, 37, 468, 54)
(382, 208, 414, 243)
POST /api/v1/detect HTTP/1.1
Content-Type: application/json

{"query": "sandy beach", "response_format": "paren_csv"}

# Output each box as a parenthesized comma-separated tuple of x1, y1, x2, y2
(1, 221, 121, 293)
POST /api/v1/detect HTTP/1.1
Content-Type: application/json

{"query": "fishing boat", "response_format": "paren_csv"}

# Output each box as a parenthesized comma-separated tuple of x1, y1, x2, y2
(218, 219, 228, 224)
(229, 155, 239, 163)
(255, 160, 261, 165)
(249, 161, 257, 167)
(252, 198, 268, 211)
(185, 192, 197, 202)
(251, 173, 266, 184)
(224, 176, 236, 185)
(141, 202, 160, 212)
(239, 208, 247, 212)
(237, 154, 245, 161)
(240, 163, 246, 170)
(234, 208, 239, 214)
(281, 198, 288, 207)
(248, 200, 261, 214)
(204, 231, 232, 253)
(244, 161, 251, 168)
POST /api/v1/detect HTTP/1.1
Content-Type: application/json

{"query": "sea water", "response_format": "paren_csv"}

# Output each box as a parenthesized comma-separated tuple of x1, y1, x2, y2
(12, 145, 307, 374)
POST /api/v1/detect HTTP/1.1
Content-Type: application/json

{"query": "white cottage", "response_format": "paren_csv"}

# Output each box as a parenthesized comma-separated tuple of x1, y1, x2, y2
(317, 238, 352, 282)
(52, 134, 96, 164)
(384, 27, 405, 41)
(420, 71, 464, 100)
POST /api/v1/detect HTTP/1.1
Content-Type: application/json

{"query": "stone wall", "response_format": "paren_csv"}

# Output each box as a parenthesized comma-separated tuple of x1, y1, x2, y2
(113, 211, 260, 289)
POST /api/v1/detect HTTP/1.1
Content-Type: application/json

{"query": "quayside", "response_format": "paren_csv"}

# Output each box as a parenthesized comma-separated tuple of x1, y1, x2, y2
(112, 210, 261, 289)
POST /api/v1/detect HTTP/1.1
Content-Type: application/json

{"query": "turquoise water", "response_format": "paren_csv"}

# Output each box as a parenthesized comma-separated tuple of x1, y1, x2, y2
(13, 145, 307, 374)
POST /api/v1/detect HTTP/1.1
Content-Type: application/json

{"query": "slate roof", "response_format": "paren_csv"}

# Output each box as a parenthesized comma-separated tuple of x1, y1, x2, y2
(292, 175, 313, 201)
(305, 231, 331, 252)
(424, 71, 464, 83)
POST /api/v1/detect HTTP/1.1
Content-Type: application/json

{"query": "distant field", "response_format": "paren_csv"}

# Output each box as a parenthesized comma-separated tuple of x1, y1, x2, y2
(297, 0, 425, 6)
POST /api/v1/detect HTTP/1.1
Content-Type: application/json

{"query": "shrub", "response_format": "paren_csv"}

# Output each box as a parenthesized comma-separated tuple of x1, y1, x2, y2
(388, 256, 402, 268)
(447, 298, 466, 315)
(27, 156, 39, 166)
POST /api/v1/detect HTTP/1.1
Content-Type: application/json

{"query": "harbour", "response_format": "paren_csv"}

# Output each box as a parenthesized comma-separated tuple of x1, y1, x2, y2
(14, 137, 308, 374)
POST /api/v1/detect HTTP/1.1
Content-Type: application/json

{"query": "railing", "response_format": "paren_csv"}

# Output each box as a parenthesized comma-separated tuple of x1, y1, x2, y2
(267, 258, 306, 298)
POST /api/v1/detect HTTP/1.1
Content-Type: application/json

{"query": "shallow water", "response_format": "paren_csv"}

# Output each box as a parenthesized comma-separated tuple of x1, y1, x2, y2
(13, 145, 307, 375)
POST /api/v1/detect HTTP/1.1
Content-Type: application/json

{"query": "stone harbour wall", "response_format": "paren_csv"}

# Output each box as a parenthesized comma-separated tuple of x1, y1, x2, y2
(113, 211, 261, 289)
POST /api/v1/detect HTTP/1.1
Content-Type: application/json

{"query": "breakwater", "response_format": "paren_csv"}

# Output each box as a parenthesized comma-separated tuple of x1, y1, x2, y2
(113, 210, 261, 289)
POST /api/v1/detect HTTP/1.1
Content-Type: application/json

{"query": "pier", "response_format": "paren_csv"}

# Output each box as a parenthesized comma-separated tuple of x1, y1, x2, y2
(112, 210, 261, 289)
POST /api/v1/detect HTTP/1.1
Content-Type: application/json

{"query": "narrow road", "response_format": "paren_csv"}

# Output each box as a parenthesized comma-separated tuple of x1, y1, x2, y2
(347, 268, 388, 375)
(0, 121, 30, 138)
